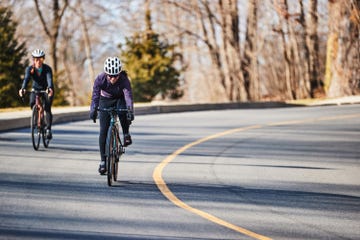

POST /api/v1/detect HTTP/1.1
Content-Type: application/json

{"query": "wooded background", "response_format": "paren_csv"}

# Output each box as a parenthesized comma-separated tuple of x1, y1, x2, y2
(1, 0, 359, 106)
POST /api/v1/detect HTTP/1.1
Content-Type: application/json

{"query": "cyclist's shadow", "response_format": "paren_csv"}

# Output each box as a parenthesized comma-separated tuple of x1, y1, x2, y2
(45, 129, 98, 152)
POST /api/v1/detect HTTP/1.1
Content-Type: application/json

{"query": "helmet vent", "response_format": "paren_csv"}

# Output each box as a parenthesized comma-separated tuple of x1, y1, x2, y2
(104, 57, 122, 75)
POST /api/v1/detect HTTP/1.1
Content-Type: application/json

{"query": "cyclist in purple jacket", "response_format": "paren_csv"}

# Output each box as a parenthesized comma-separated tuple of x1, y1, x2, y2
(90, 57, 134, 175)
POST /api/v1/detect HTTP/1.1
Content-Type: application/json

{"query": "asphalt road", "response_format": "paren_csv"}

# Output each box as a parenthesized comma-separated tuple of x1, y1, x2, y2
(0, 104, 359, 240)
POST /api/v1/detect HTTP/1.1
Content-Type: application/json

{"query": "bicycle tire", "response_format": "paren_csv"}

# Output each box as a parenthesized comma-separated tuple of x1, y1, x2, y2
(42, 131, 50, 148)
(106, 126, 115, 186)
(43, 134, 50, 148)
(31, 106, 41, 150)
(113, 128, 120, 182)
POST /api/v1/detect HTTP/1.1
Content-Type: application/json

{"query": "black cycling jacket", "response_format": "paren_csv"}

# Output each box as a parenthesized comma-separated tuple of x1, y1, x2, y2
(21, 64, 53, 90)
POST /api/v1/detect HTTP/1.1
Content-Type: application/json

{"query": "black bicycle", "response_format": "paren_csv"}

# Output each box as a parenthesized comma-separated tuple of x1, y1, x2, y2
(28, 90, 50, 150)
(98, 107, 128, 186)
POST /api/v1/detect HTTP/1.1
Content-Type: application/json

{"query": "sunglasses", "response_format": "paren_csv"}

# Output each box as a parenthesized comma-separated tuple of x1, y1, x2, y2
(107, 74, 119, 78)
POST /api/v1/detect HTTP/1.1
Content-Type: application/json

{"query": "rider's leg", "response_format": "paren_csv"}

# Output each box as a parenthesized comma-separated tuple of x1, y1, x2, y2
(44, 94, 53, 130)
(98, 97, 117, 174)
(116, 98, 132, 146)
(99, 98, 112, 162)
(29, 92, 36, 109)
(44, 94, 53, 139)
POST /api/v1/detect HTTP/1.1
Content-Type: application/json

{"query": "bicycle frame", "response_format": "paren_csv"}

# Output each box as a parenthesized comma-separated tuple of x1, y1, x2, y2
(35, 93, 44, 128)
(102, 108, 127, 156)
(30, 90, 50, 150)
(32, 90, 47, 128)
(98, 107, 128, 186)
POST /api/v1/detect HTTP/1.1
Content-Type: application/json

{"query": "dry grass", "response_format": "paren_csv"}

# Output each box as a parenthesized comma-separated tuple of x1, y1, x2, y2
(0, 107, 29, 112)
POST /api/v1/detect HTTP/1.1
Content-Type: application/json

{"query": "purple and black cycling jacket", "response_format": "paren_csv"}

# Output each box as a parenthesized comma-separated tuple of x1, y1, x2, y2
(90, 71, 133, 112)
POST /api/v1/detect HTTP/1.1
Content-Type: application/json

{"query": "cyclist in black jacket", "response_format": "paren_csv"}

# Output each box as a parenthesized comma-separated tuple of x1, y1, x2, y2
(19, 49, 54, 139)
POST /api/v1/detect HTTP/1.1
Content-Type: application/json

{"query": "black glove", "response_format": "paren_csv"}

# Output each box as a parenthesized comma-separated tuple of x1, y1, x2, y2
(46, 87, 54, 97)
(90, 110, 98, 123)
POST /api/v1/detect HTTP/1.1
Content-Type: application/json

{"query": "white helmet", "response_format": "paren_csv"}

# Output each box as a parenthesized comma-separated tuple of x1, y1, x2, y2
(104, 57, 122, 75)
(31, 49, 45, 58)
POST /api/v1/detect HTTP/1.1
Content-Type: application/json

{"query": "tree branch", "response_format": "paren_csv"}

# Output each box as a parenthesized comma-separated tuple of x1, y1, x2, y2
(33, 0, 51, 37)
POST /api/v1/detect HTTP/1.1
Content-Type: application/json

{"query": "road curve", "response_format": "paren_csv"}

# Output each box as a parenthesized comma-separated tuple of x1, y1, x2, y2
(0, 104, 359, 239)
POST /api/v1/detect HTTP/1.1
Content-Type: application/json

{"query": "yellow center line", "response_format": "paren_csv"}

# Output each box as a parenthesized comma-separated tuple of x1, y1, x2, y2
(153, 125, 272, 240)
(152, 113, 360, 239)
(267, 113, 360, 126)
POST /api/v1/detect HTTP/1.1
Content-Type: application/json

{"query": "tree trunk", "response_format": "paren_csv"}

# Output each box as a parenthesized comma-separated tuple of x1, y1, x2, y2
(33, 0, 68, 104)
(297, 0, 311, 99)
(194, 0, 227, 101)
(275, 0, 294, 99)
(325, 0, 358, 97)
(34, 0, 68, 74)
(78, 1, 95, 85)
(219, 0, 247, 101)
(242, 0, 259, 101)
(307, 0, 323, 98)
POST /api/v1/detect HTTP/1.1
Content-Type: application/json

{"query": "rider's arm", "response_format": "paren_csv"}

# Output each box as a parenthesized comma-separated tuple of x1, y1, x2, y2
(90, 74, 102, 112)
(21, 66, 32, 90)
(19, 66, 31, 96)
(45, 65, 54, 89)
(123, 88, 133, 111)
(121, 71, 134, 111)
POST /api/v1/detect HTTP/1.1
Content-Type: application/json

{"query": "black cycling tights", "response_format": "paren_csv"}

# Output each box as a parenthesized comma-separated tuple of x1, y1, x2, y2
(98, 96, 129, 161)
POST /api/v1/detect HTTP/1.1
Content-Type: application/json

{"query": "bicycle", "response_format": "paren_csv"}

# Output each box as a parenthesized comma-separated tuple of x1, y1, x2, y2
(98, 107, 129, 186)
(25, 89, 51, 150)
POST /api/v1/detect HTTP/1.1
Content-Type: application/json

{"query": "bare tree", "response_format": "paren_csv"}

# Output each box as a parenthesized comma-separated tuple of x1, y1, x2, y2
(273, 0, 317, 100)
(8, 0, 357, 105)
(274, 0, 294, 99)
(59, 1, 118, 105)
(34, 0, 68, 75)
(219, 0, 247, 101)
(307, 0, 323, 97)
(69, 1, 95, 84)
(325, 0, 360, 97)
(297, 0, 311, 99)
(242, 0, 258, 101)
(195, 0, 228, 101)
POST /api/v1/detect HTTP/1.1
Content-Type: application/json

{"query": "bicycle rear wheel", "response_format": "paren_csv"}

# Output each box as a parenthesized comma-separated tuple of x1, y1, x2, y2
(43, 133, 50, 148)
(31, 106, 41, 150)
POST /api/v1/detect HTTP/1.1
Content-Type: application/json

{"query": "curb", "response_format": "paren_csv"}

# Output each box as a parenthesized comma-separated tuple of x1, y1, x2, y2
(0, 97, 359, 132)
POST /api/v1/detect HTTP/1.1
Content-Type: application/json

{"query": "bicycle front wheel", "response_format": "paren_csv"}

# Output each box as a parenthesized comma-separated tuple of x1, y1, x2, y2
(31, 106, 41, 150)
(106, 127, 116, 186)
(113, 129, 120, 182)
